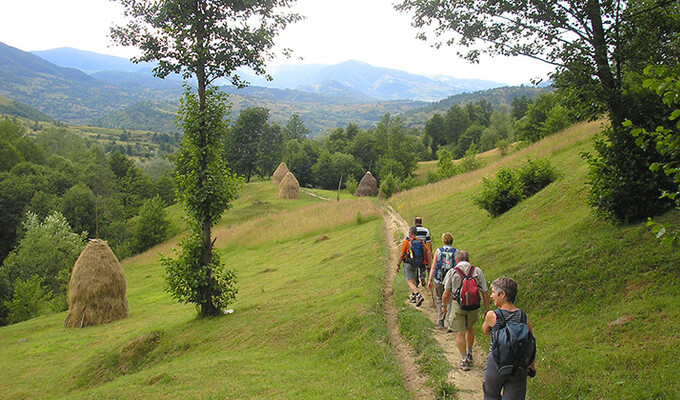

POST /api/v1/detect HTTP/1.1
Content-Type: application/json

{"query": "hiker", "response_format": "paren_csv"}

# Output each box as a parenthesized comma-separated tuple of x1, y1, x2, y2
(397, 226, 432, 307)
(441, 250, 490, 371)
(412, 216, 432, 287)
(482, 276, 536, 400)
(427, 232, 457, 329)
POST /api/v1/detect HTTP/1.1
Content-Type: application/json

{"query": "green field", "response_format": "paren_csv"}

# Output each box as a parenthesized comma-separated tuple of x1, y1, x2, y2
(1, 120, 678, 399)
(392, 120, 680, 399)
(0, 184, 409, 399)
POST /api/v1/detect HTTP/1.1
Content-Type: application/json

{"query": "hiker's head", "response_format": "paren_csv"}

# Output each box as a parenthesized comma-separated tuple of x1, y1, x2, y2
(408, 226, 418, 238)
(442, 232, 453, 245)
(414, 216, 422, 226)
(455, 249, 470, 262)
(491, 276, 518, 303)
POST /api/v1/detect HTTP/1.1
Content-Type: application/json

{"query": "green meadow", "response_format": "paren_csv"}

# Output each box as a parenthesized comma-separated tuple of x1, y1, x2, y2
(0, 184, 407, 399)
(391, 120, 680, 399)
(1, 120, 678, 399)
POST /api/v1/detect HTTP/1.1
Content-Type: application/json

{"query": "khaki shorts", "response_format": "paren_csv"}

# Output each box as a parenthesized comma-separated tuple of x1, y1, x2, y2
(448, 302, 480, 332)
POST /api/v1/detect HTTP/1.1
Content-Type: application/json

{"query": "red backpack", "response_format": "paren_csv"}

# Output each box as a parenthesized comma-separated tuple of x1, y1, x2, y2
(455, 265, 481, 310)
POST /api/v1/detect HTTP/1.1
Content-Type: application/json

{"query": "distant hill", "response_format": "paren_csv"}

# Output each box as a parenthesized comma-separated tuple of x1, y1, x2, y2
(402, 85, 551, 129)
(32, 48, 505, 102)
(231, 60, 504, 101)
(0, 95, 54, 122)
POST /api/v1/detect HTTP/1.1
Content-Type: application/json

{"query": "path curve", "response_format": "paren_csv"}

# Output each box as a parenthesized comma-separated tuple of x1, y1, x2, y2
(381, 203, 485, 400)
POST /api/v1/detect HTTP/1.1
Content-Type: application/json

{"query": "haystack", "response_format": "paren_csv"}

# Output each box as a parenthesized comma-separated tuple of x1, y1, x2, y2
(278, 171, 300, 199)
(355, 171, 378, 197)
(64, 239, 129, 328)
(272, 162, 290, 184)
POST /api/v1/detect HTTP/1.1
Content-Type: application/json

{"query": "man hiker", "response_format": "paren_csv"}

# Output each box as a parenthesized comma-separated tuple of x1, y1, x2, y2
(482, 276, 536, 400)
(427, 232, 457, 329)
(397, 226, 432, 307)
(412, 216, 432, 288)
(441, 250, 490, 371)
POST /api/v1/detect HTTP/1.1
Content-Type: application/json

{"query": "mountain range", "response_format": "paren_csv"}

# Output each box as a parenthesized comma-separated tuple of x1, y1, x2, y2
(1, 42, 541, 134)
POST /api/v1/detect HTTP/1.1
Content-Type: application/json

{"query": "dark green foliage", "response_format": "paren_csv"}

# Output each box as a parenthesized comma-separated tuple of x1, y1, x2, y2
(163, 233, 237, 312)
(584, 126, 674, 223)
(474, 168, 524, 217)
(517, 158, 559, 197)
(61, 183, 96, 236)
(515, 93, 574, 143)
(284, 138, 320, 188)
(379, 173, 398, 198)
(134, 196, 170, 253)
(227, 107, 271, 182)
(312, 151, 363, 190)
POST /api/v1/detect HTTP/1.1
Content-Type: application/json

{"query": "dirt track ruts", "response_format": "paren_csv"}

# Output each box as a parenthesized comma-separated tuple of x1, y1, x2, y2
(381, 203, 485, 400)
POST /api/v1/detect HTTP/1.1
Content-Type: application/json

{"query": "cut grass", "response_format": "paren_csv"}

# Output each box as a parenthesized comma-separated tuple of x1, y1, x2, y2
(0, 184, 408, 399)
(390, 120, 680, 399)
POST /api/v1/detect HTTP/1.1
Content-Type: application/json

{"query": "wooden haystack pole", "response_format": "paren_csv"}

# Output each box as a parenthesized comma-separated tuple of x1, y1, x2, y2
(64, 239, 129, 328)
(278, 171, 300, 199)
(272, 162, 290, 184)
(355, 171, 378, 197)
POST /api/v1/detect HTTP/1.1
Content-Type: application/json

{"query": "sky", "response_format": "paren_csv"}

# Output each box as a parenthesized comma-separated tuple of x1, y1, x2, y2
(0, 0, 555, 85)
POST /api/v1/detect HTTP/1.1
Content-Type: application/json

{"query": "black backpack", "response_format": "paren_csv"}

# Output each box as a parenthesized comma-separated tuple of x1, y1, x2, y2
(492, 309, 536, 377)
(406, 237, 425, 267)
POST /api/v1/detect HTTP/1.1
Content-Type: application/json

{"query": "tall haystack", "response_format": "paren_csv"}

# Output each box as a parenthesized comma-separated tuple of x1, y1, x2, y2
(278, 171, 300, 199)
(272, 162, 290, 184)
(64, 239, 129, 328)
(355, 171, 378, 197)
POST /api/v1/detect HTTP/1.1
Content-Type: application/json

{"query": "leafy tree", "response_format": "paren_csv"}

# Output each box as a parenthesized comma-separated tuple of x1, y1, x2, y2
(61, 183, 96, 236)
(348, 130, 379, 172)
(511, 95, 532, 120)
(228, 107, 270, 182)
(312, 152, 363, 190)
(4, 275, 51, 325)
(256, 123, 284, 179)
(282, 113, 310, 141)
(436, 147, 457, 179)
(284, 138, 321, 188)
(445, 104, 471, 146)
(0, 211, 85, 325)
(396, 0, 680, 222)
(112, 0, 298, 315)
(424, 113, 448, 158)
(456, 123, 485, 157)
(134, 195, 170, 253)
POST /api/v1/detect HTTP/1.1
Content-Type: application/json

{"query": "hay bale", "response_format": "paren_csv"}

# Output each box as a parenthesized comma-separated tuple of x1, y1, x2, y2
(278, 172, 300, 199)
(64, 239, 129, 328)
(272, 162, 290, 184)
(355, 171, 378, 197)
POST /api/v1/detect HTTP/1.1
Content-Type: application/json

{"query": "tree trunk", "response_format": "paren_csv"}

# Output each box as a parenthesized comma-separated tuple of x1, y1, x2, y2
(586, 0, 625, 127)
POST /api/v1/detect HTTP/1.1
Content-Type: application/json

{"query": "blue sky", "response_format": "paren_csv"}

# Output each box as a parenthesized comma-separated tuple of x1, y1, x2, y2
(0, 0, 555, 85)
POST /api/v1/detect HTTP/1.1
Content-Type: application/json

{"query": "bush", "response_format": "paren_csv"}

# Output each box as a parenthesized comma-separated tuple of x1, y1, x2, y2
(517, 158, 559, 197)
(4, 275, 50, 324)
(379, 173, 398, 198)
(344, 175, 358, 195)
(473, 168, 524, 217)
(458, 144, 484, 174)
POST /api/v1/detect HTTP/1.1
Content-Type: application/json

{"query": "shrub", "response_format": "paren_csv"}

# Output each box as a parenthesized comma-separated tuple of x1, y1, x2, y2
(379, 173, 398, 198)
(473, 168, 524, 217)
(344, 175, 358, 195)
(458, 144, 484, 174)
(517, 158, 559, 197)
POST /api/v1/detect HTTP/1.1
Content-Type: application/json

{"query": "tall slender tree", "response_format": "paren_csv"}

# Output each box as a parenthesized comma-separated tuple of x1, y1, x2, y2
(111, 0, 300, 315)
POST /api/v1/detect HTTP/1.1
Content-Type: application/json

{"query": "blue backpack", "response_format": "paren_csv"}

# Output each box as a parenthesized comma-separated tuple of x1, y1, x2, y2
(406, 237, 426, 267)
(492, 309, 536, 377)
(434, 247, 456, 283)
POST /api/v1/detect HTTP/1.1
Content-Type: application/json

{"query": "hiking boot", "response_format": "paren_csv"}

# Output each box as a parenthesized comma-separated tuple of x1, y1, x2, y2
(410, 294, 417, 303)
(460, 358, 471, 371)
(436, 320, 445, 329)
(415, 293, 424, 307)
(467, 353, 474, 366)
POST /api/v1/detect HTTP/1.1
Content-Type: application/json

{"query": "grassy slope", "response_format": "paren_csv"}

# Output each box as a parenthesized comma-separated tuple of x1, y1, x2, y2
(391, 120, 680, 399)
(0, 183, 408, 399)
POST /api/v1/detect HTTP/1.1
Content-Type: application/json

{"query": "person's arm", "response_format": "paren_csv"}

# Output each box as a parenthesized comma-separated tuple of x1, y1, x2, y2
(482, 310, 496, 336)
(482, 290, 490, 314)
(441, 288, 451, 314)
(396, 240, 407, 273)
(527, 315, 536, 371)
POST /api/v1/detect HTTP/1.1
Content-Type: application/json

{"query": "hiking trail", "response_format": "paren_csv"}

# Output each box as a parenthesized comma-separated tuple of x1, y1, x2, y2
(381, 204, 485, 400)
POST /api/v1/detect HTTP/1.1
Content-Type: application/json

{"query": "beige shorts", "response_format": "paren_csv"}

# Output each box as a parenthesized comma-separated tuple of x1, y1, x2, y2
(448, 302, 480, 332)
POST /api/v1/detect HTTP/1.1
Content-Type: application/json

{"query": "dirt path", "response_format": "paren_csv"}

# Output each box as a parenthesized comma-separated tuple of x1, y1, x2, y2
(381, 204, 485, 400)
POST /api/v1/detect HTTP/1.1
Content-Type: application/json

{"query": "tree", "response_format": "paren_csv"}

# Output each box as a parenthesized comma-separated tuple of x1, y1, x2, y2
(0, 211, 85, 325)
(397, 0, 680, 222)
(256, 123, 284, 179)
(112, 0, 300, 316)
(282, 114, 309, 141)
(134, 195, 170, 253)
(228, 107, 270, 182)
(424, 113, 448, 158)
